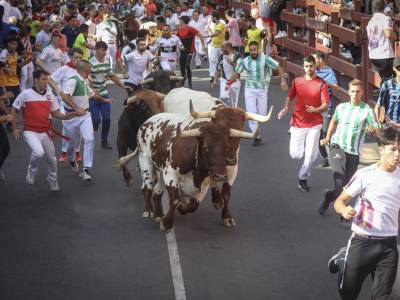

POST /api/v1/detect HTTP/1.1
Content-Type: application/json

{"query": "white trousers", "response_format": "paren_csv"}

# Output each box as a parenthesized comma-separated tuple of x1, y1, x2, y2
(20, 62, 34, 91)
(23, 131, 57, 183)
(289, 124, 322, 180)
(107, 44, 117, 71)
(193, 37, 203, 66)
(160, 59, 177, 73)
(244, 87, 268, 133)
(59, 103, 81, 153)
(220, 78, 241, 107)
(208, 45, 222, 77)
(63, 113, 94, 168)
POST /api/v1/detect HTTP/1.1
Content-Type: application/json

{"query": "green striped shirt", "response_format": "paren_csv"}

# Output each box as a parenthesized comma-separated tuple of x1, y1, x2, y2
(331, 102, 379, 155)
(235, 54, 279, 90)
(89, 56, 113, 96)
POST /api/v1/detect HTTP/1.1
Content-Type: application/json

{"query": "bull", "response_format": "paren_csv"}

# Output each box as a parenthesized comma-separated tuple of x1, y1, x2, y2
(140, 70, 184, 94)
(117, 113, 260, 231)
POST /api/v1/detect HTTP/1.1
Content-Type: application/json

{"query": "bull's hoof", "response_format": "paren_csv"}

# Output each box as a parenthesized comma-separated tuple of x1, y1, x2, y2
(222, 217, 237, 227)
(177, 203, 188, 215)
(160, 217, 173, 232)
(142, 211, 154, 218)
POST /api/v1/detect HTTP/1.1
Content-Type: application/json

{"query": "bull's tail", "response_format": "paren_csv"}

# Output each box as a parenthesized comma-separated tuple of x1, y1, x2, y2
(116, 148, 139, 169)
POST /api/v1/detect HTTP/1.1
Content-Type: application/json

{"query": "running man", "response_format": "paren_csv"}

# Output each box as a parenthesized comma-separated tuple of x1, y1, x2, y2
(229, 40, 288, 146)
(319, 79, 380, 215)
(152, 24, 182, 72)
(207, 11, 225, 83)
(96, 10, 118, 71)
(278, 55, 329, 191)
(11, 69, 75, 191)
(328, 126, 400, 300)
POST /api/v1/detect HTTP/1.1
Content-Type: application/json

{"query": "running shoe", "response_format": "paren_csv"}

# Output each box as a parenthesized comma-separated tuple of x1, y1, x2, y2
(318, 189, 335, 215)
(298, 180, 310, 192)
(101, 142, 113, 149)
(79, 169, 92, 181)
(75, 151, 82, 162)
(70, 161, 80, 173)
(26, 173, 35, 185)
(49, 181, 60, 192)
(328, 247, 346, 273)
(252, 138, 263, 147)
(58, 152, 67, 163)
(318, 158, 330, 168)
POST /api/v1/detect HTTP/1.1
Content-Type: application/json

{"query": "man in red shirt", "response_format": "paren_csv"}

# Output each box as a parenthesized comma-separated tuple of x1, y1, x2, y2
(145, 0, 157, 18)
(278, 55, 329, 191)
(176, 15, 205, 89)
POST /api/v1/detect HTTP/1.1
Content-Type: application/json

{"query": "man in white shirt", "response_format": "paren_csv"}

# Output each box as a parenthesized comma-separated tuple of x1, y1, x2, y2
(328, 126, 400, 300)
(0, 0, 11, 23)
(367, 0, 396, 85)
(124, 38, 155, 91)
(164, 8, 178, 31)
(133, 0, 145, 19)
(180, 2, 193, 17)
(35, 21, 52, 51)
(9, 4, 22, 21)
(36, 32, 67, 75)
(96, 10, 118, 71)
(152, 25, 182, 72)
(189, 10, 207, 68)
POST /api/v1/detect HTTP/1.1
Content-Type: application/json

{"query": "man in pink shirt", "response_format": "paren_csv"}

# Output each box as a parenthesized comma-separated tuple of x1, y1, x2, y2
(225, 9, 242, 52)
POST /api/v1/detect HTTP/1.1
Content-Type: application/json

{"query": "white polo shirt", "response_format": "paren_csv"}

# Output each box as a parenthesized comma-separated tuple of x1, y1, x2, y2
(346, 163, 400, 237)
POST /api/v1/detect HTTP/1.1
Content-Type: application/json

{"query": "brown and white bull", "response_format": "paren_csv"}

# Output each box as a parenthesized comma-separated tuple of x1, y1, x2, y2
(117, 113, 260, 231)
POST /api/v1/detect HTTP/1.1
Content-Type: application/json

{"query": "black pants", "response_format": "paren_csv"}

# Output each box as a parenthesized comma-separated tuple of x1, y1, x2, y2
(179, 51, 193, 85)
(370, 58, 395, 86)
(338, 234, 398, 300)
(0, 125, 10, 170)
(328, 144, 359, 198)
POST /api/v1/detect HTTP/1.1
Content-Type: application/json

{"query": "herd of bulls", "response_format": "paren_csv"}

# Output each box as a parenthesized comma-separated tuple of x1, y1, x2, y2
(116, 71, 273, 231)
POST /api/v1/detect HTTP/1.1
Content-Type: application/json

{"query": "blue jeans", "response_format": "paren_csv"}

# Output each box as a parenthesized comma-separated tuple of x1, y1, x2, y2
(89, 97, 111, 143)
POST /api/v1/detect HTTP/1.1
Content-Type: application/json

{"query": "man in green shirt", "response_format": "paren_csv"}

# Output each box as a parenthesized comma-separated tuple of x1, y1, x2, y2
(319, 79, 380, 215)
(73, 24, 95, 61)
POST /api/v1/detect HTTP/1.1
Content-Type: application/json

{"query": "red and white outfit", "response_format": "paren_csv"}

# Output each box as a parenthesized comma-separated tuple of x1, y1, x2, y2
(12, 87, 61, 183)
(288, 77, 329, 180)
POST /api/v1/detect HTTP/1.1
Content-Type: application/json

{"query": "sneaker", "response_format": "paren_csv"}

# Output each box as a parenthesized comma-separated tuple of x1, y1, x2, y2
(188, 82, 193, 89)
(195, 65, 201, 69)
(0, 170, 5, 181)
(252, 138, 263, 147)
(75, 152, 82, 162)
(319, 189, 335, 215)
(298, 180, 310, 192)
(79, 168, 92, 181)
(328, 247, 347, 274)
(49, 181, 60, 191)
(275, 30, 287, 38)
(318, 158, 330, 168)
(58, 152, 67, 163)
(210, 76, 214, 83)
(26, 173, 35, 185)
(70, 161, 80, 173)
(101, 142, 113, 149)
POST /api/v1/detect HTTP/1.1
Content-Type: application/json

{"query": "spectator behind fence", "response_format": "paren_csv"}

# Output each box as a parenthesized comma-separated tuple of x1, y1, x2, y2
(367, 0, 397, 85)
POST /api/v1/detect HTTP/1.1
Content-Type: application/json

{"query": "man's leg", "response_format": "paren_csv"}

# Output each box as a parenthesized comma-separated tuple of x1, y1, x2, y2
(109, 44, 117, 71)
(289, 127, 306, 160)
(89, 98, 101, 132)
(99, 101, 111, 145)
(298, 125, 321, 181)
(343, 152, 359, 186)
(79, 113, 95, 169)
(0, 124, 10, 170)
(230, 81, 241, 107)
(64, 118, 80, 164)
(23, 131, 46, 183)
(185, 53, 193, 88)
(179, 52, 187, 80)
(244, 88, 258, 133)
(328, 144, 347, 198)
(208, 46, 219, 78)
(42, 133, 57, 184)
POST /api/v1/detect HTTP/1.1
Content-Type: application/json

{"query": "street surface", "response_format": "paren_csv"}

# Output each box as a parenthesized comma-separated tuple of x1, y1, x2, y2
(1, 67, 399, 299)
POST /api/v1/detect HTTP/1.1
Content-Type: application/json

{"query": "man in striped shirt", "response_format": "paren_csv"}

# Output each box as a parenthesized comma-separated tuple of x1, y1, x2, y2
(228, 40, 288, 146)
(89, 41, 126, 149)
(374, 57, 400, 128)
(319, 79, 380, 215)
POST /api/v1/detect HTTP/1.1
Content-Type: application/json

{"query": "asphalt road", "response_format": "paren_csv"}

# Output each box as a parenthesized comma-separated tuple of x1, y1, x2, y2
(1, 67, 399, 300)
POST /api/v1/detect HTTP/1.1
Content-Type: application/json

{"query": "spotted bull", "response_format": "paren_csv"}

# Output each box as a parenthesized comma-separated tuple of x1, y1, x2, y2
(117, 113, 259, 231)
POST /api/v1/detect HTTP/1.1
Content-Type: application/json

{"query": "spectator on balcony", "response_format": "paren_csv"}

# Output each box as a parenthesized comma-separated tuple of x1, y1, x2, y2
(367, 0, 396, 86)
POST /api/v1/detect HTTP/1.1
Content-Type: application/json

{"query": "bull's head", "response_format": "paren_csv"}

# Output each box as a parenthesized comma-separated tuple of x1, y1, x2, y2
(140, 70, 184, 94)
(177, 123, 259, 182)
(125, 90, 165, 114)
(189, 101, 273, 165)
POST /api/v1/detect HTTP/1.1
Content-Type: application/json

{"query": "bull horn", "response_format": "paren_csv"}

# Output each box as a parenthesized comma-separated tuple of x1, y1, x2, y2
(169, 76, 184, 81)
(245, 106, 274, 123)
(189, 100, 216, 119)
(177, 123, 202, 138)
(140, 78, 154, 85)
(126, 95, 140, 105)
(155, 92, 166, 98)
(229, 123, 260, 139)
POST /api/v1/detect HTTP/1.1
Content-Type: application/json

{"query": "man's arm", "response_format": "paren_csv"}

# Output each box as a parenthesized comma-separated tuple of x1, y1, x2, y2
(109, 73, 125, 89)
(36, 58, 50, 74)
(50, 109, 76, 120)
(320, 118, 338, 146)
(196, 32, 206, 48)
(384, 28, 397, 42)
(278, 65, 288, 91)
(333, 191, 356, 220)
(10, 107, 20, 139)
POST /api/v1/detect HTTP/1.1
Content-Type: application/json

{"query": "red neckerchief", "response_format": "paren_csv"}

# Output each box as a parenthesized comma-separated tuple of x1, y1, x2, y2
(67, 61, 76, 69)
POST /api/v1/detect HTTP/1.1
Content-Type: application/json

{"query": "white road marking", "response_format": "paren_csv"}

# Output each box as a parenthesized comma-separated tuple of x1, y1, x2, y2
(162, 195, 187, 300)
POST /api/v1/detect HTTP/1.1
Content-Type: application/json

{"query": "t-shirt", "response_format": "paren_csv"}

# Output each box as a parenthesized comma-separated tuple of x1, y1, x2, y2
(154, 36, 182, 61)
(35, 30, 51, 49)
(366, 12, 394, 59)
(176, 26, 198, 53)
(73, 33, 90, 61)
(346, 164, 400, 237)
(51, 65, 77, 91)
(288, 76, 329, 128)
(211, 22, 226, 48)
(217, 51, 241, 80)
(124, 49, 154, 85)
(316, 67, 338, 113)
(89, 56, 113, 96)
(377, 78, 400, 123)
(39, 45, 65, 74)
(235, 54, 278, 90)
(12, 87, 59, 132)
(0, 49, 19, 86)
(330, 102, 379, 155)
(226, 18, 242, 47)
(245, 28, 263, 53)
(145, 3, 157, 16)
